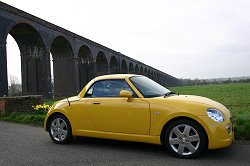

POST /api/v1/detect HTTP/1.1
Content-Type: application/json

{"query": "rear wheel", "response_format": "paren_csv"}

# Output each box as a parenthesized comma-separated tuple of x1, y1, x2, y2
(164, 119, 207, 159)
(48, 115, 72, 144)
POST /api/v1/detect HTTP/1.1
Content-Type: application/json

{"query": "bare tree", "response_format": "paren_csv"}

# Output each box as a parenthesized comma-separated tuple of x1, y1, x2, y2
(8, 75, 22, 96)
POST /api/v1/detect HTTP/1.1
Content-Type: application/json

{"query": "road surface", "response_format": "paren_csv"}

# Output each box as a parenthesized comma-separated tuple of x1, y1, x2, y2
(0, 121, 249, 166)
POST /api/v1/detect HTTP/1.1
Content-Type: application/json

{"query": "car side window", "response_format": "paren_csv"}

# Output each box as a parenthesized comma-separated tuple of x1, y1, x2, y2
(85, 85, 94, 98)
(86, 79, 136, 98)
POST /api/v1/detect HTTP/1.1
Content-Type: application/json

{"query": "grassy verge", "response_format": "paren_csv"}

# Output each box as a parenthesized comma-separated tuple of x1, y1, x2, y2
(0, 98, 60, 126)
(170, 83, 250, 140)
(0, 112, 45, 126)
(44, 98, 62, 106)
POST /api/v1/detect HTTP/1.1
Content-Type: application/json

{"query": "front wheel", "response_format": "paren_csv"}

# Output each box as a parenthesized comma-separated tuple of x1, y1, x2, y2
(164, 119, 207, 159)
(48, 115, 72, 144)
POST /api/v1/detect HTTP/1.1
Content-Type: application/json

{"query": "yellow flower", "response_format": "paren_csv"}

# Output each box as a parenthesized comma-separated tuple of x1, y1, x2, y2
(32, 104, 50, 111)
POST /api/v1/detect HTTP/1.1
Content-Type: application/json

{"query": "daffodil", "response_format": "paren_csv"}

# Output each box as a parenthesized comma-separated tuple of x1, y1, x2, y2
(32, 103, 50, 115)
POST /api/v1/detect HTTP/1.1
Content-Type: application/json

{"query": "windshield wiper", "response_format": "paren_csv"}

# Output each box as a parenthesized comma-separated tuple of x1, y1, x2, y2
(164, 91, 176, 98)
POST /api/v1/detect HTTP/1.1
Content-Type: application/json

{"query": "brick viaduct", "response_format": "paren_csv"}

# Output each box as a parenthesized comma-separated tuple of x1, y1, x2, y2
(0, 2, 179, 98)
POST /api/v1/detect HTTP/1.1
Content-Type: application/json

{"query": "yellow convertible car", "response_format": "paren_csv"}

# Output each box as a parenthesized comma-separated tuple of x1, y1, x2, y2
(44, 74, 234, 158)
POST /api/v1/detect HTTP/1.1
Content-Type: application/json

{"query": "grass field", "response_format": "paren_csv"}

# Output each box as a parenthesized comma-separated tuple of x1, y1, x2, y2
(170, 83, 250, 139)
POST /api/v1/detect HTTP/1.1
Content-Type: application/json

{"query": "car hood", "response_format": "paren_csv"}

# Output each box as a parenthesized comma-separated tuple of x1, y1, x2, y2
(164, 95, 230, 114)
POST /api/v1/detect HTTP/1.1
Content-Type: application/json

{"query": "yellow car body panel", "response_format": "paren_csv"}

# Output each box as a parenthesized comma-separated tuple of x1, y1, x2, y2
(85, 98, 150, 134)
(44, 74, 233, 149)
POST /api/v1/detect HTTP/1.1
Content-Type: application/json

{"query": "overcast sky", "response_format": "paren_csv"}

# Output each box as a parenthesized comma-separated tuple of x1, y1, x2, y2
(2, 0, 250, 81)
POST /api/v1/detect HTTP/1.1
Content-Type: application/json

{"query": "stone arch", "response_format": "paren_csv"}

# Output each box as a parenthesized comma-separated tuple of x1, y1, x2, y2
(150, 70, 154, 79)
(166, 76, 171, 87)
(6, 35, 21, 96)
(160, 74, 164, 86)
(144, 68, 147, 76)
(121, 59, 128, 73)
(157, 73, 160, 83)
(153, 71, 156, 81)
(135, 64, 139, 74)
(147, 69, 151, 78)
(110, 56, 119, 74)
(78, 45, 94, 89)
(140, 66, 144, 75)
(158, 74, 161, 85)
(96, 51, 108, 76)
(163, 76, 167, 87)
(7, 23, 50, 96)
(51, 36, 76, 97)
(129, 62, 134, 74)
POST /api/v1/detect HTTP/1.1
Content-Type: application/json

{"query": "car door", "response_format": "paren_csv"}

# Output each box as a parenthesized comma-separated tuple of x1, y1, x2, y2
(85, 79, 150, 135)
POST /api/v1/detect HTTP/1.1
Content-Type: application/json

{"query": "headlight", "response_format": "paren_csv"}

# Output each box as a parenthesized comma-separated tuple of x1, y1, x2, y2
(207, 108, 224, 122)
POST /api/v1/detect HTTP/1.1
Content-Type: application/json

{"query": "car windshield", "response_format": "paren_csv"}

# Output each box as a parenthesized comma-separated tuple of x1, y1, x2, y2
(129, 76, 171, 98)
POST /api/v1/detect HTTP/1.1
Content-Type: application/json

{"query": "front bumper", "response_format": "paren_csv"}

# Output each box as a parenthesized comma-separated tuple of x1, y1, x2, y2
(198, 115, 234, 149)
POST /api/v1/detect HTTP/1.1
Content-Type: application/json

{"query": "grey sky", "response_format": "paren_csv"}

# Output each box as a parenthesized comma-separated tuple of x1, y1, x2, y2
(2, 0, 250, 80)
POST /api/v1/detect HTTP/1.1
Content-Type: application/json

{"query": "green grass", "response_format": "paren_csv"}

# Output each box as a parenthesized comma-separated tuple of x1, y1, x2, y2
(44, 98, 62, 106)
(170, 83, 250, 139)
(0, 112, 46, 125)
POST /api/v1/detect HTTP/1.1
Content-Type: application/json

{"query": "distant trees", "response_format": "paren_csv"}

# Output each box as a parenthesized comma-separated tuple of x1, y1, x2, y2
(179, 77, 250, 86)
(239, 79, 250, 83)
(8, 75, 22, 96)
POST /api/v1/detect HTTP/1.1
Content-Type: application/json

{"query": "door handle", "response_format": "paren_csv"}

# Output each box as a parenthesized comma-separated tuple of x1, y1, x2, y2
(92, 102, 100, 105)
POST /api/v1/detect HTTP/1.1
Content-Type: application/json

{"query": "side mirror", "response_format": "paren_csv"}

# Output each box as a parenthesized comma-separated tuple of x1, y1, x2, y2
(120, 90, 133, 101)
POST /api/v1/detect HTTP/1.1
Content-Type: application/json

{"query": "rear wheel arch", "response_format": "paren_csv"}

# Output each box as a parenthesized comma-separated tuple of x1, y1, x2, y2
(160, 116, 208, 148)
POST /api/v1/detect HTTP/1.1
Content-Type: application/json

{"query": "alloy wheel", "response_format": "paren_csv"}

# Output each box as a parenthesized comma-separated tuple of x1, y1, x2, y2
(50, 117, 68, 142)
(169, 124, 200, 156)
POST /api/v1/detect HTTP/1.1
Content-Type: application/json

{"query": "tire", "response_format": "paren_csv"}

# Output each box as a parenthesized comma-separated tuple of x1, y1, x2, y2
(164, 119, 207, 159)
(48, 114, 72, 144)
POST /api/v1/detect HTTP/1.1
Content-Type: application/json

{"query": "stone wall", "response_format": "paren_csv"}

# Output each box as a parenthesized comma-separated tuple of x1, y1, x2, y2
(0, 95, 44, 116)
